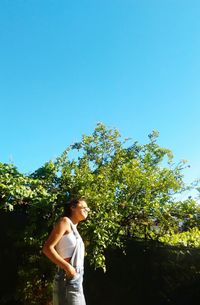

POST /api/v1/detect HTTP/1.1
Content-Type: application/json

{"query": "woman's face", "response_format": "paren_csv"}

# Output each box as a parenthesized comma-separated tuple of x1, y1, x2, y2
(72, 200, 90, 221)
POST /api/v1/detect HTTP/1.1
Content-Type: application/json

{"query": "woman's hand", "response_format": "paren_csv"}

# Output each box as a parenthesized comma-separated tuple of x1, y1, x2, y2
(65, 265, 77, 280)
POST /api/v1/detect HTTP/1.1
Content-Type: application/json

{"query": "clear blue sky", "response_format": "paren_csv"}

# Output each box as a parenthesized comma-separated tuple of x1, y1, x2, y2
(1, 1, 200, 199)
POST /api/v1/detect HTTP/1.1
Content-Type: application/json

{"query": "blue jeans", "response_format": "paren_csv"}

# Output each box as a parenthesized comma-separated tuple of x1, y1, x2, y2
(53, 267, 86, 305)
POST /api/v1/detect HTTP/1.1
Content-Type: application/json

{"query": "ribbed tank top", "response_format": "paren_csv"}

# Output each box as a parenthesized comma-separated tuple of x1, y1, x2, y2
(56, 230, 77, 259)
(56, 218, 84, 268)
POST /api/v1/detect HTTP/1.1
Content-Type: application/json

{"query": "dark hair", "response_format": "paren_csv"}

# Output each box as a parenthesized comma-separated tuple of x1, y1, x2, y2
(64, 197, 86, 217)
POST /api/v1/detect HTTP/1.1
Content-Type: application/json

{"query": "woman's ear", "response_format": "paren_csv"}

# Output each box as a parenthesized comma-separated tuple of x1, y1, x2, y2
(71, 205, 76, 212)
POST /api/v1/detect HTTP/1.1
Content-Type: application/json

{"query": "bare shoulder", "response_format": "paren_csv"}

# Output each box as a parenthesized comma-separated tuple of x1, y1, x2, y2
(56, 216, 71, 233)
(60, 216, 71, 225)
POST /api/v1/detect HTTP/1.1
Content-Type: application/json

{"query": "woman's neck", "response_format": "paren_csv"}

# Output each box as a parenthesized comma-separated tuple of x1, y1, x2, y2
(69, 215, 79, 225)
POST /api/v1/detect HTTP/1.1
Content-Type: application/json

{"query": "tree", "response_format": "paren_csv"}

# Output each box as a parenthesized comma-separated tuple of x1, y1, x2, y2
(0, 123, 199, 304)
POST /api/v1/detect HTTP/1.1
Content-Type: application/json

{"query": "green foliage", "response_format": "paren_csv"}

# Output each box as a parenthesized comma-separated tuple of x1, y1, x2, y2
(160, 227, 200, 248)
(0, 123, 199, 305)
(0, 163, 53, 211)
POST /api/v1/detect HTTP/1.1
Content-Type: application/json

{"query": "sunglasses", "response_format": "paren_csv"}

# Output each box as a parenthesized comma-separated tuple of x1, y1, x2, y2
(80, 206, 90, 212)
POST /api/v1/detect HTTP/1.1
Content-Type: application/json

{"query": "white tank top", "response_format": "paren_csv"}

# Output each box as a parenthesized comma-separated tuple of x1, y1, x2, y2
(56, 218, 85, 269)
(56, 230, 77, 259)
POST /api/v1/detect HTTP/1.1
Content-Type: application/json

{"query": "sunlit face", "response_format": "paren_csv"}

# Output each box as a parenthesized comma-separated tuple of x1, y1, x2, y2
(72, 200, 90, 221)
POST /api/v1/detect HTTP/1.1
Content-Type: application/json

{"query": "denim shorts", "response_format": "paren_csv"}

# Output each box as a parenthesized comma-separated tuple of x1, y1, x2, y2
(53, 267, 86, 305)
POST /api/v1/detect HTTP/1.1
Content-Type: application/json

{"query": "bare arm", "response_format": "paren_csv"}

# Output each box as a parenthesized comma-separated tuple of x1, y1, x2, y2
(42, 217, 76, 278)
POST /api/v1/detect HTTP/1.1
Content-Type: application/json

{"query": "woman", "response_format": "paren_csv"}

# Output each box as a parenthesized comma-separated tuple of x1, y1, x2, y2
(43, 197, 90, 305)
